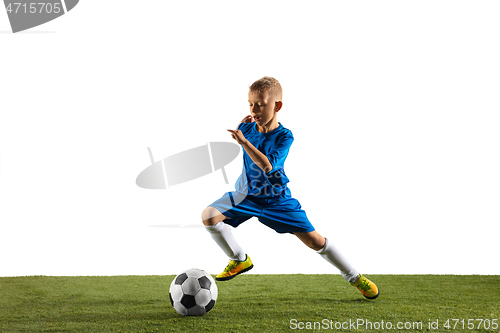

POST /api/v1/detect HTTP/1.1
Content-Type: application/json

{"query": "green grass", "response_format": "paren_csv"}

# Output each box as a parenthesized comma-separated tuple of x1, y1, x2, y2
(1, 275, 499, 332)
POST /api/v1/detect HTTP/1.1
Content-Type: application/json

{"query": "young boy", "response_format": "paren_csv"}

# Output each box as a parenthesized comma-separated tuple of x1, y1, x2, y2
(201, 76, 379, 299)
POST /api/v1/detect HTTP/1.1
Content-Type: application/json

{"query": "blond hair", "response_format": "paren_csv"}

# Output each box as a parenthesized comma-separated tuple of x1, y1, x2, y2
(249, 76, 283, 100)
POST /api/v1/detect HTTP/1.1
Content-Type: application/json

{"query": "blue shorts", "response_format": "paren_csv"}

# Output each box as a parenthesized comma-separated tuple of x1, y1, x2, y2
(208, 191, 315, 234)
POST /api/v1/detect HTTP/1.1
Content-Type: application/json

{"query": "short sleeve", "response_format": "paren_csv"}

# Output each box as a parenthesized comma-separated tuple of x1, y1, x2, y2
(266, 133, 294, 174)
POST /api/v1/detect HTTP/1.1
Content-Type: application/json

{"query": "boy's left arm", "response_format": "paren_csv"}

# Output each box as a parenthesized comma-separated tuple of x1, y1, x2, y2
(227, 129, 273, 173)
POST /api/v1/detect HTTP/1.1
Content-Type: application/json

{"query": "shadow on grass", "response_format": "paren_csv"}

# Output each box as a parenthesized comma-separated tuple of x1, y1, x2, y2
(336, 298, 371, 304)
(11, 298, 176, 324)
(53, 310, 178, 323)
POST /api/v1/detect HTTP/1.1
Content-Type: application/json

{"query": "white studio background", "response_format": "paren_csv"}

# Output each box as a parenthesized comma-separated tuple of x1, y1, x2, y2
(0, 1, 499, 276)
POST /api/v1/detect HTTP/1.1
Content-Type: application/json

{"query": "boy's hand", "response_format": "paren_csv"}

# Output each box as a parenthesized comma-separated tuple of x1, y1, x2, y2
(227, 129, 247, 145)
(228, 115, 253, 144)
(241, 115, 254, 123)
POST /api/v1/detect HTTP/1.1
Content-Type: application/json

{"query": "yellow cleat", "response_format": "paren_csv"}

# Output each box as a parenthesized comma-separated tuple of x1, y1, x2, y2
(215, 255, 254, 281)
(351, 274, 379, 299)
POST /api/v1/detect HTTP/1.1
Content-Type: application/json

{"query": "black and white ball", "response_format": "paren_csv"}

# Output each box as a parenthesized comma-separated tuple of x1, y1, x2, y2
(169, 268, 218, 316)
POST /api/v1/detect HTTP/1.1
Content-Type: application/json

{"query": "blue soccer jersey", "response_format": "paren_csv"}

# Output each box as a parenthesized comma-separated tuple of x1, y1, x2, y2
(234, 121, 293, 201)
(208, 121, 314, 234)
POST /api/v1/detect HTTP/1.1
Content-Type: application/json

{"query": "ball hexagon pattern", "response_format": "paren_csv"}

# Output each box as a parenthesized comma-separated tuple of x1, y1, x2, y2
(169, 268, 218, 316)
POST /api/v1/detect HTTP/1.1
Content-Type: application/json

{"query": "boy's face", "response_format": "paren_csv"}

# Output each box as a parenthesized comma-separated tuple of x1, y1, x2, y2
(248, 90, 282, 126)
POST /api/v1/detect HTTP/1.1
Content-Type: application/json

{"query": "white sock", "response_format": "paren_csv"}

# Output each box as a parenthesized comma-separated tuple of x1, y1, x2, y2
(205, 222, 246, 261)
(316, 237, 359, 283)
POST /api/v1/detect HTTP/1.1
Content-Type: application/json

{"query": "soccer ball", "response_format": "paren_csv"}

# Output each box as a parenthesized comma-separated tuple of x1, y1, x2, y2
(169, 268, 218, 316)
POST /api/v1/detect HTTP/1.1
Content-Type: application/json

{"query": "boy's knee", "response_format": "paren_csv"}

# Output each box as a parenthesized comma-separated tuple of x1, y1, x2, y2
(311, 239, 326, 251)
(305, 238, 325, 251)
(311, 235, 327, 251)
(295, 232, 326, 251)
(201, 206, 223, 226)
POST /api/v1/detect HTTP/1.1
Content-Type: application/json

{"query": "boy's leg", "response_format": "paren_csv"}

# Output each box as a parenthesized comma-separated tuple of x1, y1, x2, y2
(294, 231, 359, 283)
(295, 231, 379, 299)
(202, 206, 246, 261)
(202, 206, 253, 281)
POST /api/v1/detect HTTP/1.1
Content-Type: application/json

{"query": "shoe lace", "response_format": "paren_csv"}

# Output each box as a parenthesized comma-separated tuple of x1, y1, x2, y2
(223, 260, 238, 272)
(358, 278, 371, 292)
